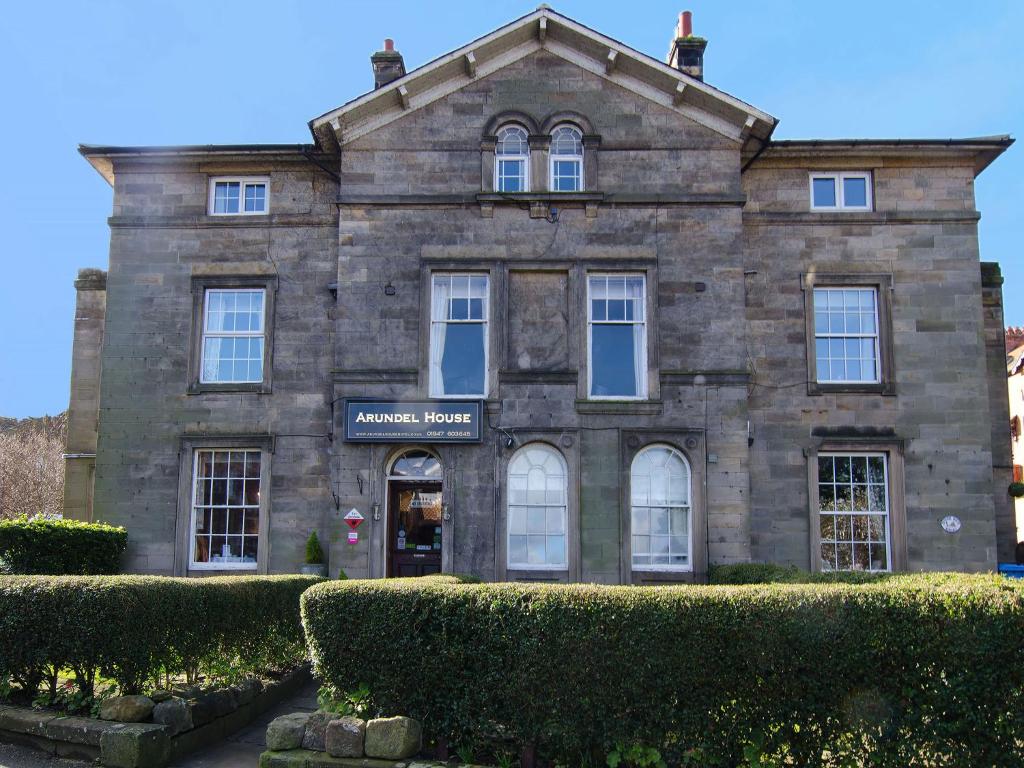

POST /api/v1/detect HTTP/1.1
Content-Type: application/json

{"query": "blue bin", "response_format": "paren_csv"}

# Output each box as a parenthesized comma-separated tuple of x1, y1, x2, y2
(998, 563, 1024, 579)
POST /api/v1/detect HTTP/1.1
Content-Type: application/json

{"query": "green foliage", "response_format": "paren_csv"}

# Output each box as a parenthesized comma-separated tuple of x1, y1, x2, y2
(0, 518, 126, 577)
(607, 743, 666, 768)
(1009, 481, 1024, 498)
(317, 682, 371, 718)
(0, 516, 127, 575)
(336, 568, 348, 580)
(305, 531, 325, 565)
(301, 573, 1024, 767)
(0, 574, 320, 705)
(709, 562, 886, 585)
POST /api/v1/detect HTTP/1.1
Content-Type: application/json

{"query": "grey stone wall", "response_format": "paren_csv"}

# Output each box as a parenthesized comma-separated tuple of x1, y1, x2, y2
(743, 158, 1003, 571)
(89, 156, 338, 574)
(63, 268, 107, 522)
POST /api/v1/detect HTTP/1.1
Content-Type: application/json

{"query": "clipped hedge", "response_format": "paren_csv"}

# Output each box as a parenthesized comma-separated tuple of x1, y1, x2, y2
(0, 516, 127, 574)
(302, 574, 1024, 767)
(709, 561, 888, 585)
(0, 575, 320, 700)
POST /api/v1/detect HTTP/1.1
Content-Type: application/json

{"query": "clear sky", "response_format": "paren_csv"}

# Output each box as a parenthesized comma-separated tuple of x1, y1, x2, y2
(0, 0, 1020, 419)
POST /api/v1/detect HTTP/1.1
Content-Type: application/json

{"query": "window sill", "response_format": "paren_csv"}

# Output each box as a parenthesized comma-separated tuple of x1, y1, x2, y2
(576, 399, 663, 415)
(476, 192, 604, 203)
(189, 382, 271, 395)
(808, 382, 895, 396)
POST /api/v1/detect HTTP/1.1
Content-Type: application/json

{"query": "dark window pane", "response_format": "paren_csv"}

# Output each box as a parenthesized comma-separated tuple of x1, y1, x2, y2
(818, 456, 834, 483)
(591, 324, 637, 397)
(813, 177, 836, 207)
(441, 323, 485, 395)
(834, 457, 851, 483)
(449, 298, 469, 320)
(843, 177, 868, 207)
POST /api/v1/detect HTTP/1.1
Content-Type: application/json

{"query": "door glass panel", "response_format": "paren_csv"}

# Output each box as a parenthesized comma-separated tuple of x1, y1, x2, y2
(394, 486, 443, 552)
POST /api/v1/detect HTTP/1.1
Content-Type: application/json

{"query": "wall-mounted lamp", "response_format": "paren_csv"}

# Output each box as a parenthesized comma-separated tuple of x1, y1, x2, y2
(372, 502, 381, 521)
(384, 282, 396, 296)
(547, 207, 560, 224)
(442, 503, 451, 521)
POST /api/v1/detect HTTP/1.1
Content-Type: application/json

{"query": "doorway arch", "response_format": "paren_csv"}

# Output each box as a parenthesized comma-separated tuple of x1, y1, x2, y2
(385, 449, 444, 577)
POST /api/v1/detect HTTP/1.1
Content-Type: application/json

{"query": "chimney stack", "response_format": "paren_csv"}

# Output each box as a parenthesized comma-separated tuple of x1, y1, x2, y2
(371, 38, 406, 89)
(667, 10, 707, 82)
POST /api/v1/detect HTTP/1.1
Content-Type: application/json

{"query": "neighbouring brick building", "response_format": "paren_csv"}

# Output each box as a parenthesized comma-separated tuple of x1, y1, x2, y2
(66, 8, 1015, 580)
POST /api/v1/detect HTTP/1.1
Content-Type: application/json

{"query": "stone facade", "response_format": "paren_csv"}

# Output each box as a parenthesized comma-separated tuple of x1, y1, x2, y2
(68, 9, 1014, 579)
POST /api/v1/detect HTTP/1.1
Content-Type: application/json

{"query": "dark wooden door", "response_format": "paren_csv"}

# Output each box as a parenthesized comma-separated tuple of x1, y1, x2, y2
(387, 480, 443, 577)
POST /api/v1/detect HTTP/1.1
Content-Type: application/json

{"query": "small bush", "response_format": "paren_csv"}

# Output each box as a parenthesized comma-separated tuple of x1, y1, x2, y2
(709, 562, 886, 585)
(0, 516, 127, 575)
(0, 574, 321, 704)
(305, 531, 325, 565)
(302, 573, 1024, 767)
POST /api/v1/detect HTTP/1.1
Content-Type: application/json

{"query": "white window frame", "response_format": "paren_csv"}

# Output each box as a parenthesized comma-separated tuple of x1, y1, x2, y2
(586, 273, 648, 401)
(199, 288, 267, 384)
(506, 443, 569, 571)
(189, 448, 262, 571)
(809, 172, 872, 211)
(813, 287, 881, 385)
(817, 452, 892, 573)
(549, 125, 584, 192)
(494, 126, 530, 193)
(429, 273, 489, 399)
(630, 444, 692, 573)
(208, 176, 270, 216)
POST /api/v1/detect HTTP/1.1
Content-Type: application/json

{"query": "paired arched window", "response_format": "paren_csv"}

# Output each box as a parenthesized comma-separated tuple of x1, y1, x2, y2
(507, 443, 568, 569)
(495, 125, 529, 192)
(630, 445, 691, 571)
(493, 122, 585, 193)
(549, 125, 583, 192)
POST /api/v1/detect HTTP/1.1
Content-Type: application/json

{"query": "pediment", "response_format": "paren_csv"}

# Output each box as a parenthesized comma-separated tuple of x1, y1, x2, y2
(309, 7, 775, 151)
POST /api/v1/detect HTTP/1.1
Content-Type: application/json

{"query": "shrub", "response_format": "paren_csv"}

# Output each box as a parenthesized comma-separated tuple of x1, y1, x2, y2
(305, 531, 325, 565)
(0, 516, 127, 574)
(302, 574, 1024, 767)
(0, 574, 320, 704)
(709, 562, 887, 585)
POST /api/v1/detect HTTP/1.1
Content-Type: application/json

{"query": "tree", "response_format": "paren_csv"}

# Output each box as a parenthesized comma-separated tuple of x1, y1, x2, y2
(0, 413, 67, 519)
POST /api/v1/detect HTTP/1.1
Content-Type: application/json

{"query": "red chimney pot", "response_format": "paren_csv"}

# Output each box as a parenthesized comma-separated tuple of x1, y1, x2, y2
(681, 11, 692, 38)
(384, 38, 394, 51)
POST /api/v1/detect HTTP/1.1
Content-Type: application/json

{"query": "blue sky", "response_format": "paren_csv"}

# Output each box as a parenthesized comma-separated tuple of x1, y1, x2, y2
(0, 0, 1020, 418)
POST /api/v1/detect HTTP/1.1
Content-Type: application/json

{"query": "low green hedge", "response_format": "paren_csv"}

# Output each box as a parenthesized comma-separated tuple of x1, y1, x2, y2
(0, 516, 127, 574)
(302, 574, 1024, 767)
(709, 562, 887, 584)
(0, 575, 320, 702)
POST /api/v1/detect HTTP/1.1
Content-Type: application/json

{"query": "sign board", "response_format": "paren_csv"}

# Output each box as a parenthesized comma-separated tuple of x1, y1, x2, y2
(347, 530, 359, 545)
(344, 508, 364, 530)
(941, 515, 962, 534)
(344, 400, 482, 443)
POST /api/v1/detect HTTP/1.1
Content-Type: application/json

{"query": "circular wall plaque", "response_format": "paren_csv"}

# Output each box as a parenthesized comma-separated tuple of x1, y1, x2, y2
(940, 515, 962, 534)
(626, 435, 640, 449)
(685, 437, 698, 450)
(560, 434, 574, 448)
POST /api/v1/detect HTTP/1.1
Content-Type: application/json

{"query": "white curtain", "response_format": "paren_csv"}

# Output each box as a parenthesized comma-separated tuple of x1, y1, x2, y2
(429, 278, 450, 396)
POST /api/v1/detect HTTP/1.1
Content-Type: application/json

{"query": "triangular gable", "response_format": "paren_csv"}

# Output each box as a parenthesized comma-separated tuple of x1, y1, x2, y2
(309, 7, 776, 151)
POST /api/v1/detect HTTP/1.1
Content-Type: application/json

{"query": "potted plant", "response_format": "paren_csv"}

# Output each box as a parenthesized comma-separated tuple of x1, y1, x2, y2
(301, 531, 327, 577)
(1009, 482, 1024, 498)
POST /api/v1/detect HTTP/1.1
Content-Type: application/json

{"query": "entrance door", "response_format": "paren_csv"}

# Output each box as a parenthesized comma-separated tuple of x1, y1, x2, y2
(387, 480, 443, 577)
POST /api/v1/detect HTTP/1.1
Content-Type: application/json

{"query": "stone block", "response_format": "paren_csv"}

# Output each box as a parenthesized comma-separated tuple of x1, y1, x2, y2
(266, 711, 312, 751)
(325, 716, 366, 757)
(364, 716, 422, 759)
(301, 710, 336, 751)
(99, 695, 155, 723)
(99, 722, 170, 768)
(152, 696, 193, 735)
(187, 697, 216, 728)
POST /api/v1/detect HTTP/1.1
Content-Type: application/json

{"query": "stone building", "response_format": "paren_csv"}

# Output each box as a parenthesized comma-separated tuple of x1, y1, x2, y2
(66, 8, 1015, 580)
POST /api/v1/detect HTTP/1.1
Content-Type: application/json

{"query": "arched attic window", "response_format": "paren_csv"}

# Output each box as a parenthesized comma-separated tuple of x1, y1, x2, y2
(495, 125, 530, 192)
(549, 124, 583, 192)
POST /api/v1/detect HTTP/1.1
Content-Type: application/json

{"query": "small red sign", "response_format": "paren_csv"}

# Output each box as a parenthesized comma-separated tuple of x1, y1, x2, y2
(344, 508, 365, 530)
(347, 530, 358, 545)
